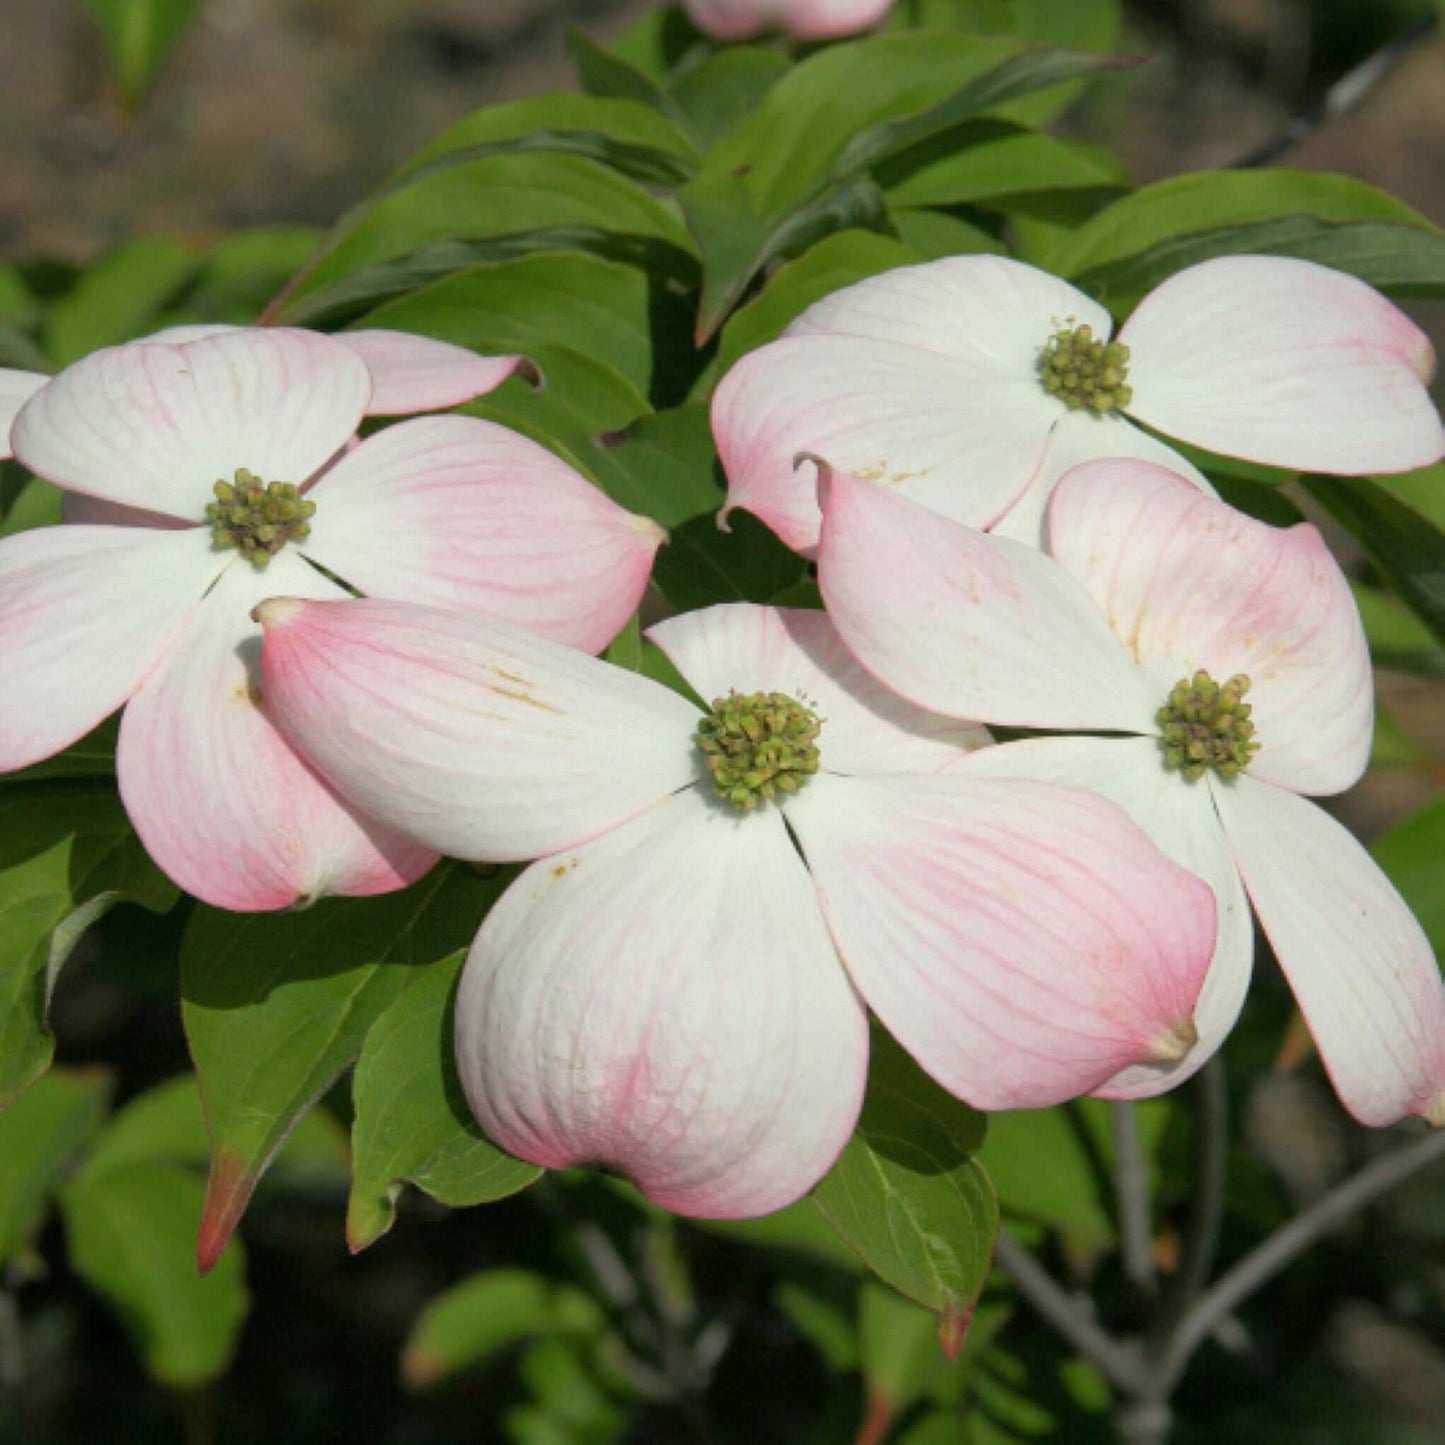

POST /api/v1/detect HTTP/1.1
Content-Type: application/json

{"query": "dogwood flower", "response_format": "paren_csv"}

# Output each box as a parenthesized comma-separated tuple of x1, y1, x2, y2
(683, 0, 894, 41)
(254, 595, 1217, 1216)
(713, 253, 1445, 551)
(0, 327, 663, 911)
(817, 460, 1445, 1126)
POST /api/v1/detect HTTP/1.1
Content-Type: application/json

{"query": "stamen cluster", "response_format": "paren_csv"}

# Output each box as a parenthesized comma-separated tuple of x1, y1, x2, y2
(1158, 669, 1260, 781)
(696, 690, 822, 811)
(1039, 324, 1133, 413)
(206, 469, 316, 568)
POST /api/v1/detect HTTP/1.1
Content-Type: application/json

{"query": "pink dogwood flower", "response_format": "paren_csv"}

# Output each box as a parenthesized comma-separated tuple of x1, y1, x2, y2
(0, 327, 663, 911)
(683, 0, 893, 41)
(254, 595, 1217, 1216)
(817, 461, 1445, 1127)
(713, 254, 1445, 552)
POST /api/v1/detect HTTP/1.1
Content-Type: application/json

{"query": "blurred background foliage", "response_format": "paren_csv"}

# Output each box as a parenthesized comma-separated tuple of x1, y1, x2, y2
(2, 2, 1445, 1443)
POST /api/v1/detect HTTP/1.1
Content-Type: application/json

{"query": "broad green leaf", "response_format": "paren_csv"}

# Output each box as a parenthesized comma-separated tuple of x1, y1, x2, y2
(570, 30, 676, 114)
(604, 7, 703, 81)
(889, 0, 1121, 122)
(877, 121, 1125, 211)
(61, 1162, 248, 1387)
(0, 783, 177, 1109)
(1372, 796, 1445, 959)
(0, 1067, 110, 1266)
(1305, 468, 1445, 646)
(81, 1073, 349, 1191)
(82, 0, 199, 108)
(277, 153, 696, 327)
(1353, 582, 1445, 675)
(1042, 171, 1442, 309)
(43, 235, 201, 367)
(397, 95, 698, 187)
(715, 229, 925, 373)
(860, 1282, 962, 1413)
(357, 250, 662, 410)
(811, 1028, 997, 1323)
(181, 863, 502, 1270)
(401, 1268, 604, 1389)
(578, 404, 808, 610)
(348, 950, 539, 1252)
(666, 47, 791, 153)
(4, 718, 119, 784)
(680, 33, 1118, 336)
(980, 1097, 1170, 1263)
(888, 206, 1007, 260)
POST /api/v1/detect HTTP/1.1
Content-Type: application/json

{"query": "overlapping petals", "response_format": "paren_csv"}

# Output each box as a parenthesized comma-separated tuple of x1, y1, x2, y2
(715, 253, 1444, 553)
(0, 326, 659, 911)
(258, 596, 1216, 1214)
(683, 0, 894, 40)
(818, 460, 1445, 1125)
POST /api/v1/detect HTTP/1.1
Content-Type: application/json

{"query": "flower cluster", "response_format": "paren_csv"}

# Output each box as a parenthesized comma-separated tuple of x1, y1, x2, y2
(4, 247, 1443, 1220)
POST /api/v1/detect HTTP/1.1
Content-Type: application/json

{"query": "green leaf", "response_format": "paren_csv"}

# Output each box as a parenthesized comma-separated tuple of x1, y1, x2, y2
(0, 783, 177, 1109)
(888, 206, 1007, 260)
(1353, 582, 1445, 675)
(811, 1027, 997, 1323)
(570, 30, 675, 114)
(1305, 468, 1445, 646)
(680, 32, 1119, 337)
(578, 405, 808, 610)
(716, 229, 926, 373)
(0, 1067, 110, 1266)
(888, 0, 1122, 123)
(4, 717, 119, 784)
(61, 1163, 248, 1387)
(163, 225, 324, 328)
(980, 1097, 1170, 1263)
(356, 250, 661, 414)
(877, 120, 1125, 211)
(1043, 171, 1441, 310)
(181, 863, 503, 1270)
(277, 154, 696, 327)
(666, 47, 791, 153)
(81, 0, 199, 109)
(401, 1268, 604, 1390)
(0, 474, 63, 539)
(1372, 796, 1445, 959)
(396, 95, 699, 187)
(348, 950, 539, 1252)
(42, 235, 201, 367)
(81, 1073, 349, 1192)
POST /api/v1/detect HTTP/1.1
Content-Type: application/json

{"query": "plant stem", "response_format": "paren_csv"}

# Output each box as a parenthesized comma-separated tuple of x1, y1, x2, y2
(1111, 1101, 1157, 1302)
(992, 1232, 1143, 1393)
(1156, 1123, 1445, 1388)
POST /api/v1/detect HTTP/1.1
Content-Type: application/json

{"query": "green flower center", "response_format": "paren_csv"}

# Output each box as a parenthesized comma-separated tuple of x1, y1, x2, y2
(1039, 323, 1132, 414)
(205, 469, 316, 569)
(696, 690, 823, 812)
(1158, 670, 1260, 782)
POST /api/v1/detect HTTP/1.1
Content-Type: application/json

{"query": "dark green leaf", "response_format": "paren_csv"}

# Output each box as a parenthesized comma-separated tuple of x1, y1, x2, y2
(666, 47, 791, 153)
(877, 120, 1125, 211)
(277, 154, 696, 326)
(395, 95, 699, 188)
(1372, 796, 1445, 958)
(181, 863, 502, 1270)
(348, 950, 539, 1252)
(61, 1163, 248, 1387)
(1305, 468, 1445, 646)
(0, 474, 63, 539)
(811, 1027, 997, 1320)
(0, 1067, 110, 1266)
(4, 717, 119, 783)
(569, 30, 676, 113)
(401, 1268, 604, 1389)
(0, 783, 177, 1108)
(888, 206, 1006, 259)
(578, 405, 808, 609)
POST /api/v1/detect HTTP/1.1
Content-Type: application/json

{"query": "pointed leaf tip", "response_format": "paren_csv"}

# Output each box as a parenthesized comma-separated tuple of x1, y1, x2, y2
(937, 1303, 974, 1361)
(196, 1150, 249, 1275)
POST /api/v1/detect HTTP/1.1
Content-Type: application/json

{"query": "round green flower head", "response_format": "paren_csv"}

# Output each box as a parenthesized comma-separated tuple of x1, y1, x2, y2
(1158, 669, 1260, 782)
(206, 468, 316, 568)
(1039, 323, 1132, 414)
(696, 690, 823, 811)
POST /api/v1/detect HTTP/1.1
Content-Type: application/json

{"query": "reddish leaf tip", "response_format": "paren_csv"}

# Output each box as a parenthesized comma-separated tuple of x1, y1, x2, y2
(936, 1302, 974, 1361)
(196, 1151, 253, 1275)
